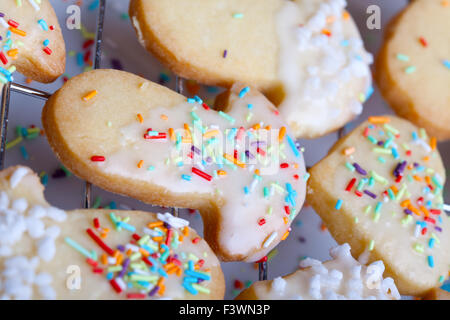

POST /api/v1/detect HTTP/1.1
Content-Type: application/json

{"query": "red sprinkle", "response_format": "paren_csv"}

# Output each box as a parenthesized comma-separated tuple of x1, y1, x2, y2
(132, 233, 141, 241)
(256, 256, 268, 263)
(86, 228, 114, 255)
(0, 52, 8, 65)
(109, 279, 122, 294)
(7, 20, 19, 28)
(284, 206, 290, 215)
(127, 293, 146, 299)
(192, 167, 212, 181)
(93, 218, 100, 229)
(90, 155, 105, 162)
(419, 37, 428, 47)
(345, 178, 356, 192)
(43, 47, 52, 55)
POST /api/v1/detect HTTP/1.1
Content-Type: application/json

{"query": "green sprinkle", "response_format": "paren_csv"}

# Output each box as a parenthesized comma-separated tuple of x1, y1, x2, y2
(396, 53, 410, 61)
(405, 66, 416, 74)
(345, 162, 355, 172)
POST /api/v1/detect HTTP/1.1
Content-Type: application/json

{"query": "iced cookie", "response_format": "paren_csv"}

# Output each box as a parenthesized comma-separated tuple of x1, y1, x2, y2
(41, 69, 307, 262)
(423, 288, 450, 300)
(0, 166, 224, 300)
(375, 0, 450, 141)
(307, 115, 450, 296)
(129, 0, 373, 139)
(236, 244, 400, 300)
(0, 0, 65, 87)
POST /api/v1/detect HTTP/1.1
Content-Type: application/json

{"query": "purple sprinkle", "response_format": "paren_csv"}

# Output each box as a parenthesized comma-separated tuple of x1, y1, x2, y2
(245, 150, 254, 159)
(110, 58, 123, 70)
(191, 145, 201, 155)
(404, 208, 413, 215)
(434, 226, 442, 232)
(149, 286, 159, 296)
(353, 163, 367, 175)
(363, 190, 377, 199)
(223, 49, 227, 58)
(118, 258, 130, 278)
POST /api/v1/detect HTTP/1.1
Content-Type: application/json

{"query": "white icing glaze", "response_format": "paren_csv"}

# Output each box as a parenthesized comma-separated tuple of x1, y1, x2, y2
(100, 87, 307, 261)
(275, 0, 373, 136)
(9, 167, 30, 188)
(266, 244, 400, 300)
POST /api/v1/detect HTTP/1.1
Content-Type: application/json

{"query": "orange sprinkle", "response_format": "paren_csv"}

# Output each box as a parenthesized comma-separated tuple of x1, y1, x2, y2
(137, 160, 144, 168)
(217, 170, 227, 176)
(101, 254, 108, 265)
(368, 116, 390, 124)
(82, 90, 97, 101)
(160, 114, 168, 120)
(168, 128, 175, 141)
(321, 28, 332, 37)
(408, 204, 421, 216)
(430, 137, 437, 150)
(342, 10, 350, 20)
(9, 27, 26, 36)
(7, 49, 18, 58)
(223, 153, 245, 168)
(203, 130, 219, 138)
(343, 147, 355, 156)
(420, 205, 430, 218)
(278, 126, 286, 142)
(137, 113, 143, 123)
(148, 221, 164, 228)
(281, 230, 290, 241)
(401, 199, 411, 208)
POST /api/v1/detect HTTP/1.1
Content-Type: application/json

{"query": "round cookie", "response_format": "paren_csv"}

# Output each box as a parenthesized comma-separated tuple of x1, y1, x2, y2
(41, 69, 307, 262)
(0, 166, 224, 300)
(236, 243, 400, 300)
(307, 115, 450, 296)
(0, 0, 66, 86)
(129, 0, 373, 139)
(375, 0, 450, 141)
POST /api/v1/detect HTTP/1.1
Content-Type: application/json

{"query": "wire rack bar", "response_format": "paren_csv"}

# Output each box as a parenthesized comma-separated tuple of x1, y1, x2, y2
(84, 0, 107, 209)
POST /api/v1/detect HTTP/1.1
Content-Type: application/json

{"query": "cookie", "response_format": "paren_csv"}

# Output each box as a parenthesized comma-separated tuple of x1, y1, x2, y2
(375, 0, 450, 141)
(307, 115, 450, 296)
(129, 0, 373, 139)
(42, 69, 307, 262)
(0, 0, 65, 87)
(423, 288, 450, 300)
(0, 166, 224, 300)
(236, 243, 400, 300)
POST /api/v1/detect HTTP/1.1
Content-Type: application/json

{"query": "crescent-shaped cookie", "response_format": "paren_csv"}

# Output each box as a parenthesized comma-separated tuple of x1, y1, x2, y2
(41, 69, 307, 262)
(129, 0, 373, 138)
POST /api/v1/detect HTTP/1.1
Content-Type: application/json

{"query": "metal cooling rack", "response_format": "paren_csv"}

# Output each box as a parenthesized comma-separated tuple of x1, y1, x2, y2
(1, 0, 449, 290)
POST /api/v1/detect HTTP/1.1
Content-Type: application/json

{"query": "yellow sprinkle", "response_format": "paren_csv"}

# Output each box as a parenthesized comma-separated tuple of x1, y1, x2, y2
(368, 116, 390, 124)
(82, 90, 97, 101)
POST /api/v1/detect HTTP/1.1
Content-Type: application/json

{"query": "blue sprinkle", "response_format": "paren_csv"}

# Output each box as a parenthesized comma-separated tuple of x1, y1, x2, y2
(238, 86, 250, 98)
